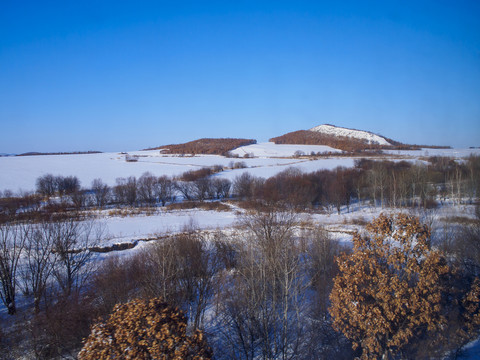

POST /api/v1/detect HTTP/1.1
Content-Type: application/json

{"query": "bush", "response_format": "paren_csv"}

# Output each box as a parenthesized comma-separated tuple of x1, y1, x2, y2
(329, 214, 452, 359)
(79, 298, 212, 359)
(31, 292, 96, 359)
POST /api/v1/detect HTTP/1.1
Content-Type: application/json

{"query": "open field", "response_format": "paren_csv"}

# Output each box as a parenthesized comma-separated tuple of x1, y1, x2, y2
(1, 143, 479, 193)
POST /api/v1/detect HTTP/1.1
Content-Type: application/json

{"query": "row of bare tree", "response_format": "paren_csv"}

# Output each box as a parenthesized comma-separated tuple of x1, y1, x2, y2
(0, 218, 102, 316)
(231, 155, 480, 212)
(1, 155, 478, 221)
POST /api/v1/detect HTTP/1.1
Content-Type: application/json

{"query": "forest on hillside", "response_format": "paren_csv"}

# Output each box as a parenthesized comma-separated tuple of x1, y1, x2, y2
(146, 138, 257, 155)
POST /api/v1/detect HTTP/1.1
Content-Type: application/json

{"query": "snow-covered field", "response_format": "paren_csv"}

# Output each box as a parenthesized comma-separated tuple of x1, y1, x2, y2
(0, 147, 349, 192)
(0, 143, 478, 193)
(230, 142, 341, 157)
(0, 150, 302, 192)
(100, 208, 238, 246)
(383, 147, 480, 158)
(94, 201, 478, 252)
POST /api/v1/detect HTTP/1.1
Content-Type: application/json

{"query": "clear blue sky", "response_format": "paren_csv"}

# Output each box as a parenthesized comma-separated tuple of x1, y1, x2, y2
(1, 0, 479, 153)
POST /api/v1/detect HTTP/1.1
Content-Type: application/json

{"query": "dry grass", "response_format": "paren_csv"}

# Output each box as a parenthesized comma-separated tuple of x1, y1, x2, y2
(439, 216, 478, 226)
(343, 216, 369, 226)
(165, 201, 231, 212)
(107, 207, 158, 217)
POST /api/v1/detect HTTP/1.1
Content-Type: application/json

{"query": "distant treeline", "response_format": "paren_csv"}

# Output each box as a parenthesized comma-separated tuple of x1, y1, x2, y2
(17, 151, 103, 156)
(146, 138, 257, 155)
(0, 155, 479, 223)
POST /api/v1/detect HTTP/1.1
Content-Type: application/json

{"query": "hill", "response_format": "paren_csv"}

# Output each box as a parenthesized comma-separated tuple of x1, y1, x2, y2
(270, 124, 411, 152)
(146, 138, 257, 155)
(309, 124, 392, 145)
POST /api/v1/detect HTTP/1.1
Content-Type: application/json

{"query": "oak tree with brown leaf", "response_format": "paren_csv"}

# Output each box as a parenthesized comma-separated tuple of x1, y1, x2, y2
(78, 298, 212, 360)
(329, 214, 450, 359)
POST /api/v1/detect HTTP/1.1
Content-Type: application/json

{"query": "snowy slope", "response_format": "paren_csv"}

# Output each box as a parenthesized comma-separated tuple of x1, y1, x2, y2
(1, 146, 478, 193)
(310, 124, 392, 146)
(0, 150, 346, 192)
(230, 142, 341, 157)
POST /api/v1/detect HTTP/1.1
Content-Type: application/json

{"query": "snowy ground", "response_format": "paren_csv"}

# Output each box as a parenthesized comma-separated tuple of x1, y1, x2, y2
(92, 202, 478, 254)
(230, 142, 342, 157)
(0, 151, 352, 193)
(0, 150, 305, 192)
(99, 208, 238, 246)
(383, 147, 480, 158)
(2, 144, 478, 194)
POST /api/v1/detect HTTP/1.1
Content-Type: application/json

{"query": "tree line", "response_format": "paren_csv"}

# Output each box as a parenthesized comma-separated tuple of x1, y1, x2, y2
(229, 155, 480, 212)
(0, 156, 475, 223)
(1, 155, 478, 222)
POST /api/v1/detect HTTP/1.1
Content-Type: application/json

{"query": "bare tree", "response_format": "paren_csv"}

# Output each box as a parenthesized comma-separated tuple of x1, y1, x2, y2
(176, 231, 218, 330)
(142, 228, 220, 330)
(466, 155, 480, 202)
(91, 254, 144, 316)
(56, 176, 81, 196)
(91, 178, 110, 208)
(137, 172, 158, 205)
(308, 227, 344, 318)
(52, 219, 103, 295)
(20, 221, 58, 313)
(175, 181, 196, 201)
(156, 176, 175, 206)
(233, 173, 264, 200)
(193, 178, 214, 201)
(36, 174, 57, 197)
(215, 210, 307, 359)
(114, 177, 137, 206)
(452, 206, 480, 276)
(70, 189, 88, 210)
(142, 237, 180, 302)
(212, 178, 231, 199)
(0, 222, 27, 314)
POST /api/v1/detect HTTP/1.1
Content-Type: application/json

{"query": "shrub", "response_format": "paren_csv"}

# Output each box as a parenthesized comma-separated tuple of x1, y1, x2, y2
(79, 298, 212, 359)
(330, 214, 450, 359)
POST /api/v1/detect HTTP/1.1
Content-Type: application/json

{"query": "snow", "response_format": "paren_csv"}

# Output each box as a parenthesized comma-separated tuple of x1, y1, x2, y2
(230, 142, 341, 157)
(101, 209, 237, 246)
(1, 144, 478, 194)
(0, 150, 351, 192)
(460, 338, 480, 359)
(309, 124, 392, 146)
(94, 202, 480, 251)
(382, 148, 480, 158)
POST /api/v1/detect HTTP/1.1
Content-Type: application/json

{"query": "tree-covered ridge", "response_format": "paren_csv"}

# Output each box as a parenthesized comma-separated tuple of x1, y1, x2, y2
(270, 129, 449, 152)
(147, 138, 257, 155)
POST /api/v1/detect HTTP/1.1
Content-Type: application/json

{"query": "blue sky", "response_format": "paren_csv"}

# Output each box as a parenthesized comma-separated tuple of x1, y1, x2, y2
(1, 1, 479, 153)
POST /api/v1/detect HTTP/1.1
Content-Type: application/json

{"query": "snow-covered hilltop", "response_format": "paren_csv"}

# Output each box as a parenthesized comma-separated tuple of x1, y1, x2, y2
(309, 124, 391, 146)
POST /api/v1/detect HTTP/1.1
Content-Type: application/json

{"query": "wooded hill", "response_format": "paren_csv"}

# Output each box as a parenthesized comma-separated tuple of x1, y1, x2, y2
(270, 130, 424, 152)
(146, 138, 256, 155)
